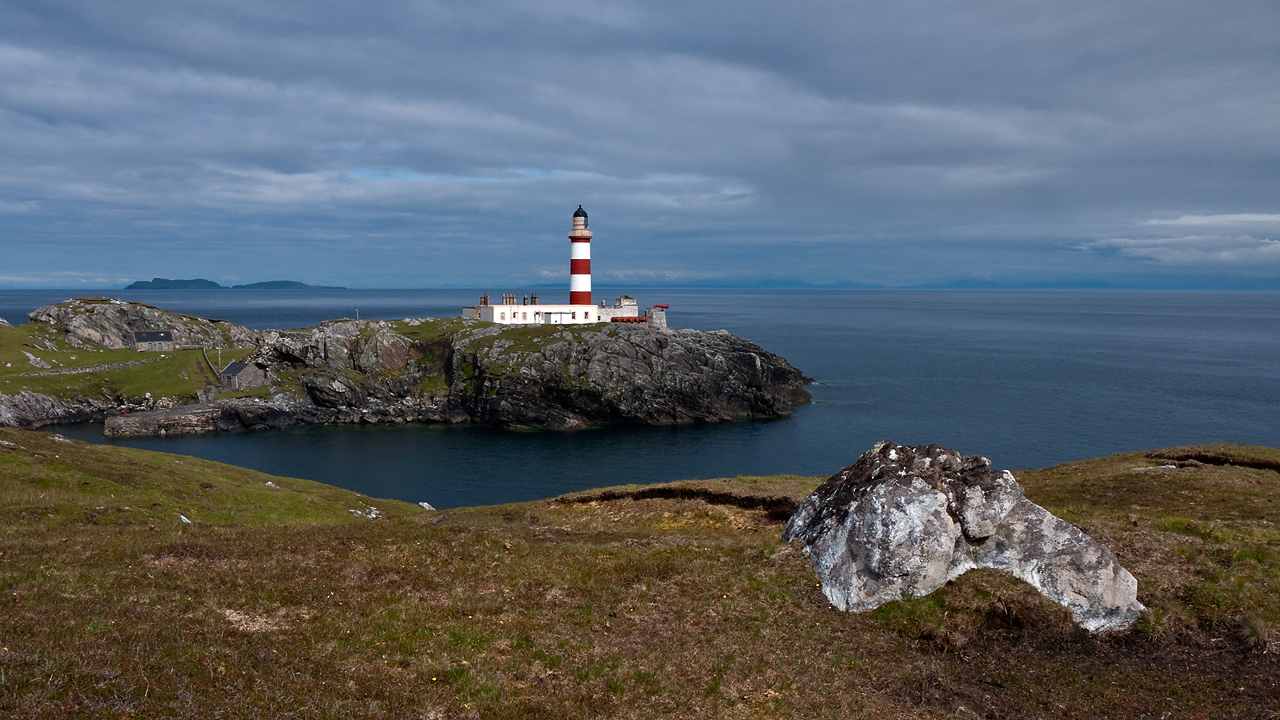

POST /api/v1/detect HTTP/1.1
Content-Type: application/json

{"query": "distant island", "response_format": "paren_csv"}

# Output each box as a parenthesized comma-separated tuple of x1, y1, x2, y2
(124, 278, 347, 290)
(124, 278, 223, 289)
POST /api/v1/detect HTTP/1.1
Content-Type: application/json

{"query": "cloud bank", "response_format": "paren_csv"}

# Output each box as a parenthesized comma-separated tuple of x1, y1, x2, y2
(1, 0, 1278, 288)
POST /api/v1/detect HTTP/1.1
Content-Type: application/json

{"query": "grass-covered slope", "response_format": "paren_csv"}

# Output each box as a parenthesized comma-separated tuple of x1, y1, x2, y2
(1, 433, 1277, 718)
(0, 321, 256, 404)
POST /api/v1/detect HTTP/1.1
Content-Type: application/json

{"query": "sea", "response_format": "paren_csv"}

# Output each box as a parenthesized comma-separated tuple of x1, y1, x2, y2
(3, 288, 1277, 509)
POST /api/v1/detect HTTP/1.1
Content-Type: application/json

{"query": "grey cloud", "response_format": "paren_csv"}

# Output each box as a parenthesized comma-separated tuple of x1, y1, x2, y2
(1, 0, 1278, 287)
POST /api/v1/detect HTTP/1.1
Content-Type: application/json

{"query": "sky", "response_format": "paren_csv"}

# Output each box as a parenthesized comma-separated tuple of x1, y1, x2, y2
(1, 0, 1278, 290)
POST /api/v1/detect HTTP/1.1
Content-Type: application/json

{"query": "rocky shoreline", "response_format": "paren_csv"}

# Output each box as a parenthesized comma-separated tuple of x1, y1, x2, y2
(1, 298, 811, 436)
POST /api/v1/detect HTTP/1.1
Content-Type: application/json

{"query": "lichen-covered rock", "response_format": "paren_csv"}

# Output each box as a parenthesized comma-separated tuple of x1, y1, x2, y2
(782, 441, 1145, 633)
(0, 391, 114, 429)
(255, 320, 416, 374)
(29, 298, 260, 349)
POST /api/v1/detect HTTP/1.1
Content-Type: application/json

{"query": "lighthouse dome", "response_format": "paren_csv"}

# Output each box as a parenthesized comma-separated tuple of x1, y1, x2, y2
(573, 205, 588, 219)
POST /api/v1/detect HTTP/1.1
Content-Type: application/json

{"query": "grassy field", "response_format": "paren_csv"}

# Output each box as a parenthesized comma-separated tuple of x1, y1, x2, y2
(0, 323, 256, 403)
(1, 429, 1277, 718)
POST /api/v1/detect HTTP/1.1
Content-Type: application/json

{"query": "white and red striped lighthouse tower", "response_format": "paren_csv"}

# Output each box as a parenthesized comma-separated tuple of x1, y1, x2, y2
(569, 205, 592, 305)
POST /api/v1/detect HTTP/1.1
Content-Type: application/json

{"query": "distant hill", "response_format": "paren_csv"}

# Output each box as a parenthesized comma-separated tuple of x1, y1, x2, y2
(125, 278, 225, 289)
(124, 278, 346, 290)
(230, 280, 347, 290)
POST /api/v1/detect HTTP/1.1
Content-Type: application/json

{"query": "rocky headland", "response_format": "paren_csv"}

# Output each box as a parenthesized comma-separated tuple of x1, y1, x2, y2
(0, 298, 810, 435)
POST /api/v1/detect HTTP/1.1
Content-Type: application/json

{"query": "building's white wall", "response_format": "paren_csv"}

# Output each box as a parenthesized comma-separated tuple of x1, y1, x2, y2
(463, 296, 666, 327)
(467, 304, 601, 325)
(595, 296, 639, 322)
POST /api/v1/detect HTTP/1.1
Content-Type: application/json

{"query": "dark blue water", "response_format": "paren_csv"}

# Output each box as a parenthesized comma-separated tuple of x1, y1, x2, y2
(8, 289, 1278, 509)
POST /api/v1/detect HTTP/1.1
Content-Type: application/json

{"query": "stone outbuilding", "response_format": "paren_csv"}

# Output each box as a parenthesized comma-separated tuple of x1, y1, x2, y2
(131, 331, 175, 351)
(220, 361, 268, 391)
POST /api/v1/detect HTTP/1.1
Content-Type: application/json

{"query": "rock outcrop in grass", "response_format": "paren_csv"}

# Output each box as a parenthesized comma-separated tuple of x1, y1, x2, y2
(783, 441, 1146, 632)
(29, 297, 260, 350)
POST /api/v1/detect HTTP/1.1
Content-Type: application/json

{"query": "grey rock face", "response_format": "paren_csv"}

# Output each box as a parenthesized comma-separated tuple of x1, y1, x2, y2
(782, 441, 1145, 633)
(29, 298, 260, 349)
(463, 324, 809, 428)
(0, 391, 113, 429)
(255, 320, 415, 374)
(244, 319, 810, 430)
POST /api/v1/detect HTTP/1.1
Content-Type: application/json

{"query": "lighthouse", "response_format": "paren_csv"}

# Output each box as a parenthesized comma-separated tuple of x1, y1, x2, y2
(569, 205, 592, 305)
(460, 205, 668, 327)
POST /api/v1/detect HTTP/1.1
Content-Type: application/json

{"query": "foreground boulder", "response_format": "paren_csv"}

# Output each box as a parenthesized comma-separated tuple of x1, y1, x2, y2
(782, 441, 1145, 633)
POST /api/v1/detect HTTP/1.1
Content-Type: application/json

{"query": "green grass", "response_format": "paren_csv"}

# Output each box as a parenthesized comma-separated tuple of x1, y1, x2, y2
(0, 323, 132, 372)
(215, 385, 275, 400)
(0, 324, 233, 403)
(391, 317, 610, 357)
(0, 434, 1277, 718)
(0, 428, 416, 527)
(389, 318, 476, 345)
(0, 348, 219, 403)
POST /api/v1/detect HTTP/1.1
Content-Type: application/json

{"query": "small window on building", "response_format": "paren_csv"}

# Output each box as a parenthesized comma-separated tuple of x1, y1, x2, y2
(500, 312, 506, 321)
(571, 312, 576, 319)
(522, 312, 527, 320)
(147, 342, 154, 351)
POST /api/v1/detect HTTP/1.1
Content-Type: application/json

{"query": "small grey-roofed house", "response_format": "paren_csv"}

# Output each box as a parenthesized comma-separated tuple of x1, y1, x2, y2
(221, 361, 267, 390)
(132, 331, 175, 351)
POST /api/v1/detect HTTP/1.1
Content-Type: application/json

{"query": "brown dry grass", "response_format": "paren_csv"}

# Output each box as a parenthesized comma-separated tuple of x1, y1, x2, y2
(1, 431, 1278, 718)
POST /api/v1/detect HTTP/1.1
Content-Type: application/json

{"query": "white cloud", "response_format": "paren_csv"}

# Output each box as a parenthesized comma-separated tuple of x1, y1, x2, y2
(1143, 214, 1280, 226)
(1083, 234, 1280, 265)
(0, 271, 130, 286)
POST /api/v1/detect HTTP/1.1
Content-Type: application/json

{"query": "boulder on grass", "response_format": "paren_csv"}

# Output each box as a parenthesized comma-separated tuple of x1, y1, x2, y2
(782, 441, 1145, 633)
